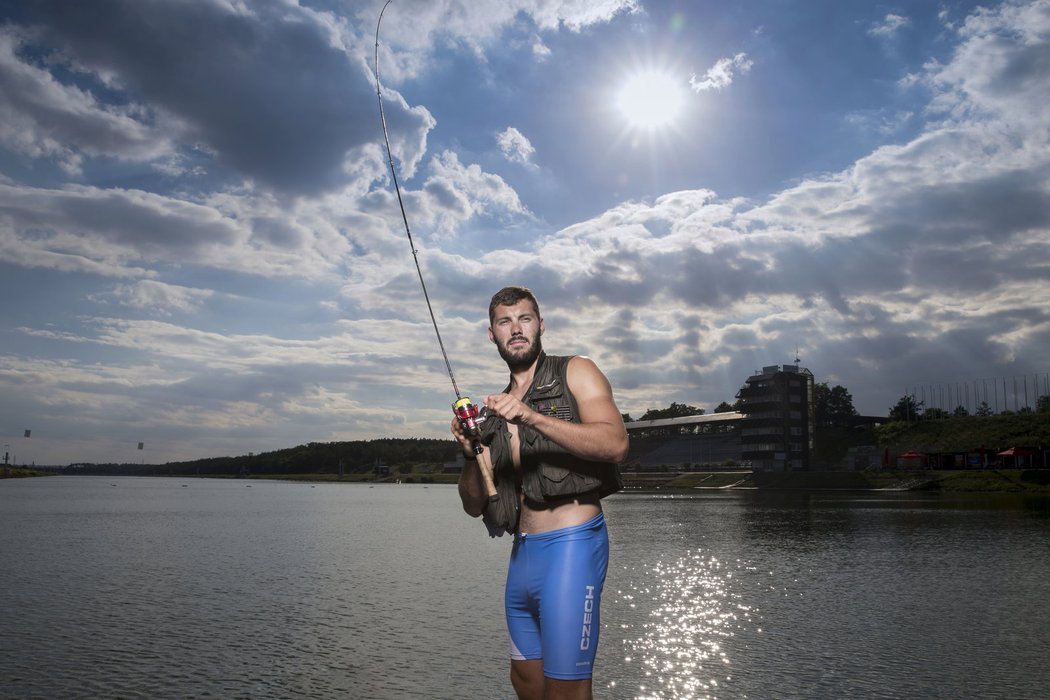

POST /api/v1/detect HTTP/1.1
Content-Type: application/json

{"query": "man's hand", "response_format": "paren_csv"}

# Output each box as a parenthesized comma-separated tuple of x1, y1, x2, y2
(451, 416, 497, 515)
(450, 416, 475, 457)
(484, 392, 536, 426)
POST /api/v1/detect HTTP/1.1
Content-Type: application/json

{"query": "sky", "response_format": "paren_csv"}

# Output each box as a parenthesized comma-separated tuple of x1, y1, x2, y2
(1, 0, 1049, 466)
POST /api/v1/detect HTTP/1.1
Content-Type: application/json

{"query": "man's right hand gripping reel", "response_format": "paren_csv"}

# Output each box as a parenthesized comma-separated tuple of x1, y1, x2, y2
(453, 396, 484, 456)
(454, 396, 500, 504)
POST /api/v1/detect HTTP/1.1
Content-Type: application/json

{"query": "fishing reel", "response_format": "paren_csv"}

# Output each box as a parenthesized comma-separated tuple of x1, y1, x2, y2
(453, 396, 485, 455)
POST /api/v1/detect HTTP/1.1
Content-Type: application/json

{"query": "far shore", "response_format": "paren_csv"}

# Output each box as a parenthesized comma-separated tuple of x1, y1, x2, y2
(292, 467, 1050, 493)
(6, 467, 1050, 494)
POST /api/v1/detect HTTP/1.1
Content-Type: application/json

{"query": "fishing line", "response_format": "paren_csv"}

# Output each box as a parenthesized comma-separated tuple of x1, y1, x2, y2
(374, 1, 483, 450)
(374, 0, 463, 400)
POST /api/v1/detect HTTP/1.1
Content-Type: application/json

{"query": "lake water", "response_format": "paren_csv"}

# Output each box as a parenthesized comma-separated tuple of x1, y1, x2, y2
(2, 477, 1048, 699)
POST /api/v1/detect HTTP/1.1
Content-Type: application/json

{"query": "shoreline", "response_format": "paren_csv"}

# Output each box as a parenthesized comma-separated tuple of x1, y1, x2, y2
(7, 468, 1050, 494)
(621, 468, 1050, 493)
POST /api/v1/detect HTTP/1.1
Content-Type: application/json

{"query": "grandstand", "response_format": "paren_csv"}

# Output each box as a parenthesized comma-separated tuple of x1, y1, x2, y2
(624, 413, 743, 470)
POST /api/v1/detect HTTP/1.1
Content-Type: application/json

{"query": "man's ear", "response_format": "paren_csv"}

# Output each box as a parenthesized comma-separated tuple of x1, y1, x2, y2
(539, 318, 545, 336)
(488, 327, 495, 344)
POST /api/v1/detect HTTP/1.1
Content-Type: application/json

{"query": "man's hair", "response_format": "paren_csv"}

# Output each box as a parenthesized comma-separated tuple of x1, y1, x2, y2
(488, 286, 541, 325)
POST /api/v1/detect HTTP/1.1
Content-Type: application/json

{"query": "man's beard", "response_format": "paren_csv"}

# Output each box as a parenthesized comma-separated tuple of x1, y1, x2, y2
(496, 333, 543, 371)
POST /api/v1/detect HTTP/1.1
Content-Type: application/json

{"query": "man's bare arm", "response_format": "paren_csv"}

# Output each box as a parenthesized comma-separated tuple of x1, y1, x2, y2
(457, 459, 488, 517)
(484, 356, 629, 464)
(451, 418, 497, 517)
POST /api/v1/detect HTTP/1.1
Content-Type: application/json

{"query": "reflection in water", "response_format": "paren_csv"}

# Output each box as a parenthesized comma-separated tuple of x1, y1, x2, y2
(611, 550, 756, 700)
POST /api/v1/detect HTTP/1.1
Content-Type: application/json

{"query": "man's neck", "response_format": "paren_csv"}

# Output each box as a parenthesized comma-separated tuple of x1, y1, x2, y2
(507, 355, 542, 397)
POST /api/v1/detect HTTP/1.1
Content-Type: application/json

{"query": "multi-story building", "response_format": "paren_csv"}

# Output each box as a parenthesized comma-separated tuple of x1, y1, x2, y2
(736, 364, 815, 471)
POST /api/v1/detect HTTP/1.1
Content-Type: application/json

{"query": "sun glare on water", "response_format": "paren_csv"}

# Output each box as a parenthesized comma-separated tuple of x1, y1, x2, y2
(617, 70, 685, 130)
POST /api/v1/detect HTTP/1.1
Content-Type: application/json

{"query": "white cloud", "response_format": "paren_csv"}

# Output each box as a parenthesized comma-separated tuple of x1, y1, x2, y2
(414, 150, 529, 232)
(531, 35, 552, 58)
(526, 0, 641, 32)
(496, 127, 537, 166)
(357, 0, 638, 65)
(922, 1, 1050, 131)
(869, 13, 911, 37)
(689, 53, 753, 92)
(94, 280, 215, 315)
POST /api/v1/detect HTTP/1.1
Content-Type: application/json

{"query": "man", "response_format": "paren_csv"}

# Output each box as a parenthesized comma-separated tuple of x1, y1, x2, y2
(452, 286, 629, 700)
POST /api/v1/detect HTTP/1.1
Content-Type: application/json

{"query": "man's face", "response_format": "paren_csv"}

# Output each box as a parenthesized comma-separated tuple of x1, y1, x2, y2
(489, 300, 544, 370)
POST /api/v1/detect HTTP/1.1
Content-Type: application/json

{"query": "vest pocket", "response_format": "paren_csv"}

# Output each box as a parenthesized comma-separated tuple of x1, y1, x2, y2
(537, 463, 601, 498)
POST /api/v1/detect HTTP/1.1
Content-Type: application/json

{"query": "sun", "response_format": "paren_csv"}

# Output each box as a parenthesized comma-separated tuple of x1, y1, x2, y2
(616, 70, 685, 130)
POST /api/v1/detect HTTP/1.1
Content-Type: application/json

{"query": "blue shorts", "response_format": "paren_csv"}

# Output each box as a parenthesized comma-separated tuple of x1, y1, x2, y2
(505, 512, 610, 680)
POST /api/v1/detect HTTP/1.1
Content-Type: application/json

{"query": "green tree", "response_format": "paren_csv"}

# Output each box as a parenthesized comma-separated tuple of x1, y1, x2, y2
(639, 402, 705, 421)
(1037, 395, 1050, 414)
(888, 394, 923, 422)
(813, 382, 859, 426)
(714, 401, 735, 413)
(621, 412, 634, 423)
(952, 405, 969, 417)
(975, 401, 994, 417)
(924, 407, 949, 420)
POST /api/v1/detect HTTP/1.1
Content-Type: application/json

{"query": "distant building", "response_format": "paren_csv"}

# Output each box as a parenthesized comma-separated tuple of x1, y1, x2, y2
(623, 413, 742, 469)
(736, 364, 815, 471)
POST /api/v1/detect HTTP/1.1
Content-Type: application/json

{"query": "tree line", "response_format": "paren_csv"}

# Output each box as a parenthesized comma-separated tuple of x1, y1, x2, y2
(888, 393, 1050, 422)
(628, 383, 1050, 426)
(56, 437, 458, 476)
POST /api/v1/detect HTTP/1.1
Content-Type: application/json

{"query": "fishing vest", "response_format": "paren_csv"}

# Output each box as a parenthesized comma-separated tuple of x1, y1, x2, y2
(480, 352, 623, 536)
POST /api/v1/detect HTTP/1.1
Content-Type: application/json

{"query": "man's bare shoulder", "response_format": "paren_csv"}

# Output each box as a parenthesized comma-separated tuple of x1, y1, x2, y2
(566, 355, 613, 397)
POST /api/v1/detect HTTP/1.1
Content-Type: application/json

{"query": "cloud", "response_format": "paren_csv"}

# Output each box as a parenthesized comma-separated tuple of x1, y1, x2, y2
(527, 0, 641, 32)
(496, 127, 537, 167)
(869, 13, 911, 37)
(0, 183, 239, 276)
(844, 109, 915, 135)
(93, 280, 215, 315)
(12, 0, 429, 196)
(358, 0, 639, 69)
(922, 1, 1050, 130)
(0, 182, 357, 279)
(413, 150, 529, 233)
(689, 53, 753, 92)
(531, 35, 552, 58)
(0, 28, 174, 172)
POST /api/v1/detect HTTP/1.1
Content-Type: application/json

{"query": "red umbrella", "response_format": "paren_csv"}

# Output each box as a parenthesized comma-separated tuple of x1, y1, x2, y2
(997, 447, 1034, 468)
(899, 451, 926, 459)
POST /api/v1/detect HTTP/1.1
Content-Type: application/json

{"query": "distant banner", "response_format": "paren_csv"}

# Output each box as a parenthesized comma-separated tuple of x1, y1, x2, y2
(138, 442, 144, 450)
(24, 429, 31, 438)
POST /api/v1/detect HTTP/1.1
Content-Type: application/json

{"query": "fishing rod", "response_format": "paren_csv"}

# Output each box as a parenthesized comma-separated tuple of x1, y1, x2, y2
(373, 0, 484, 456)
